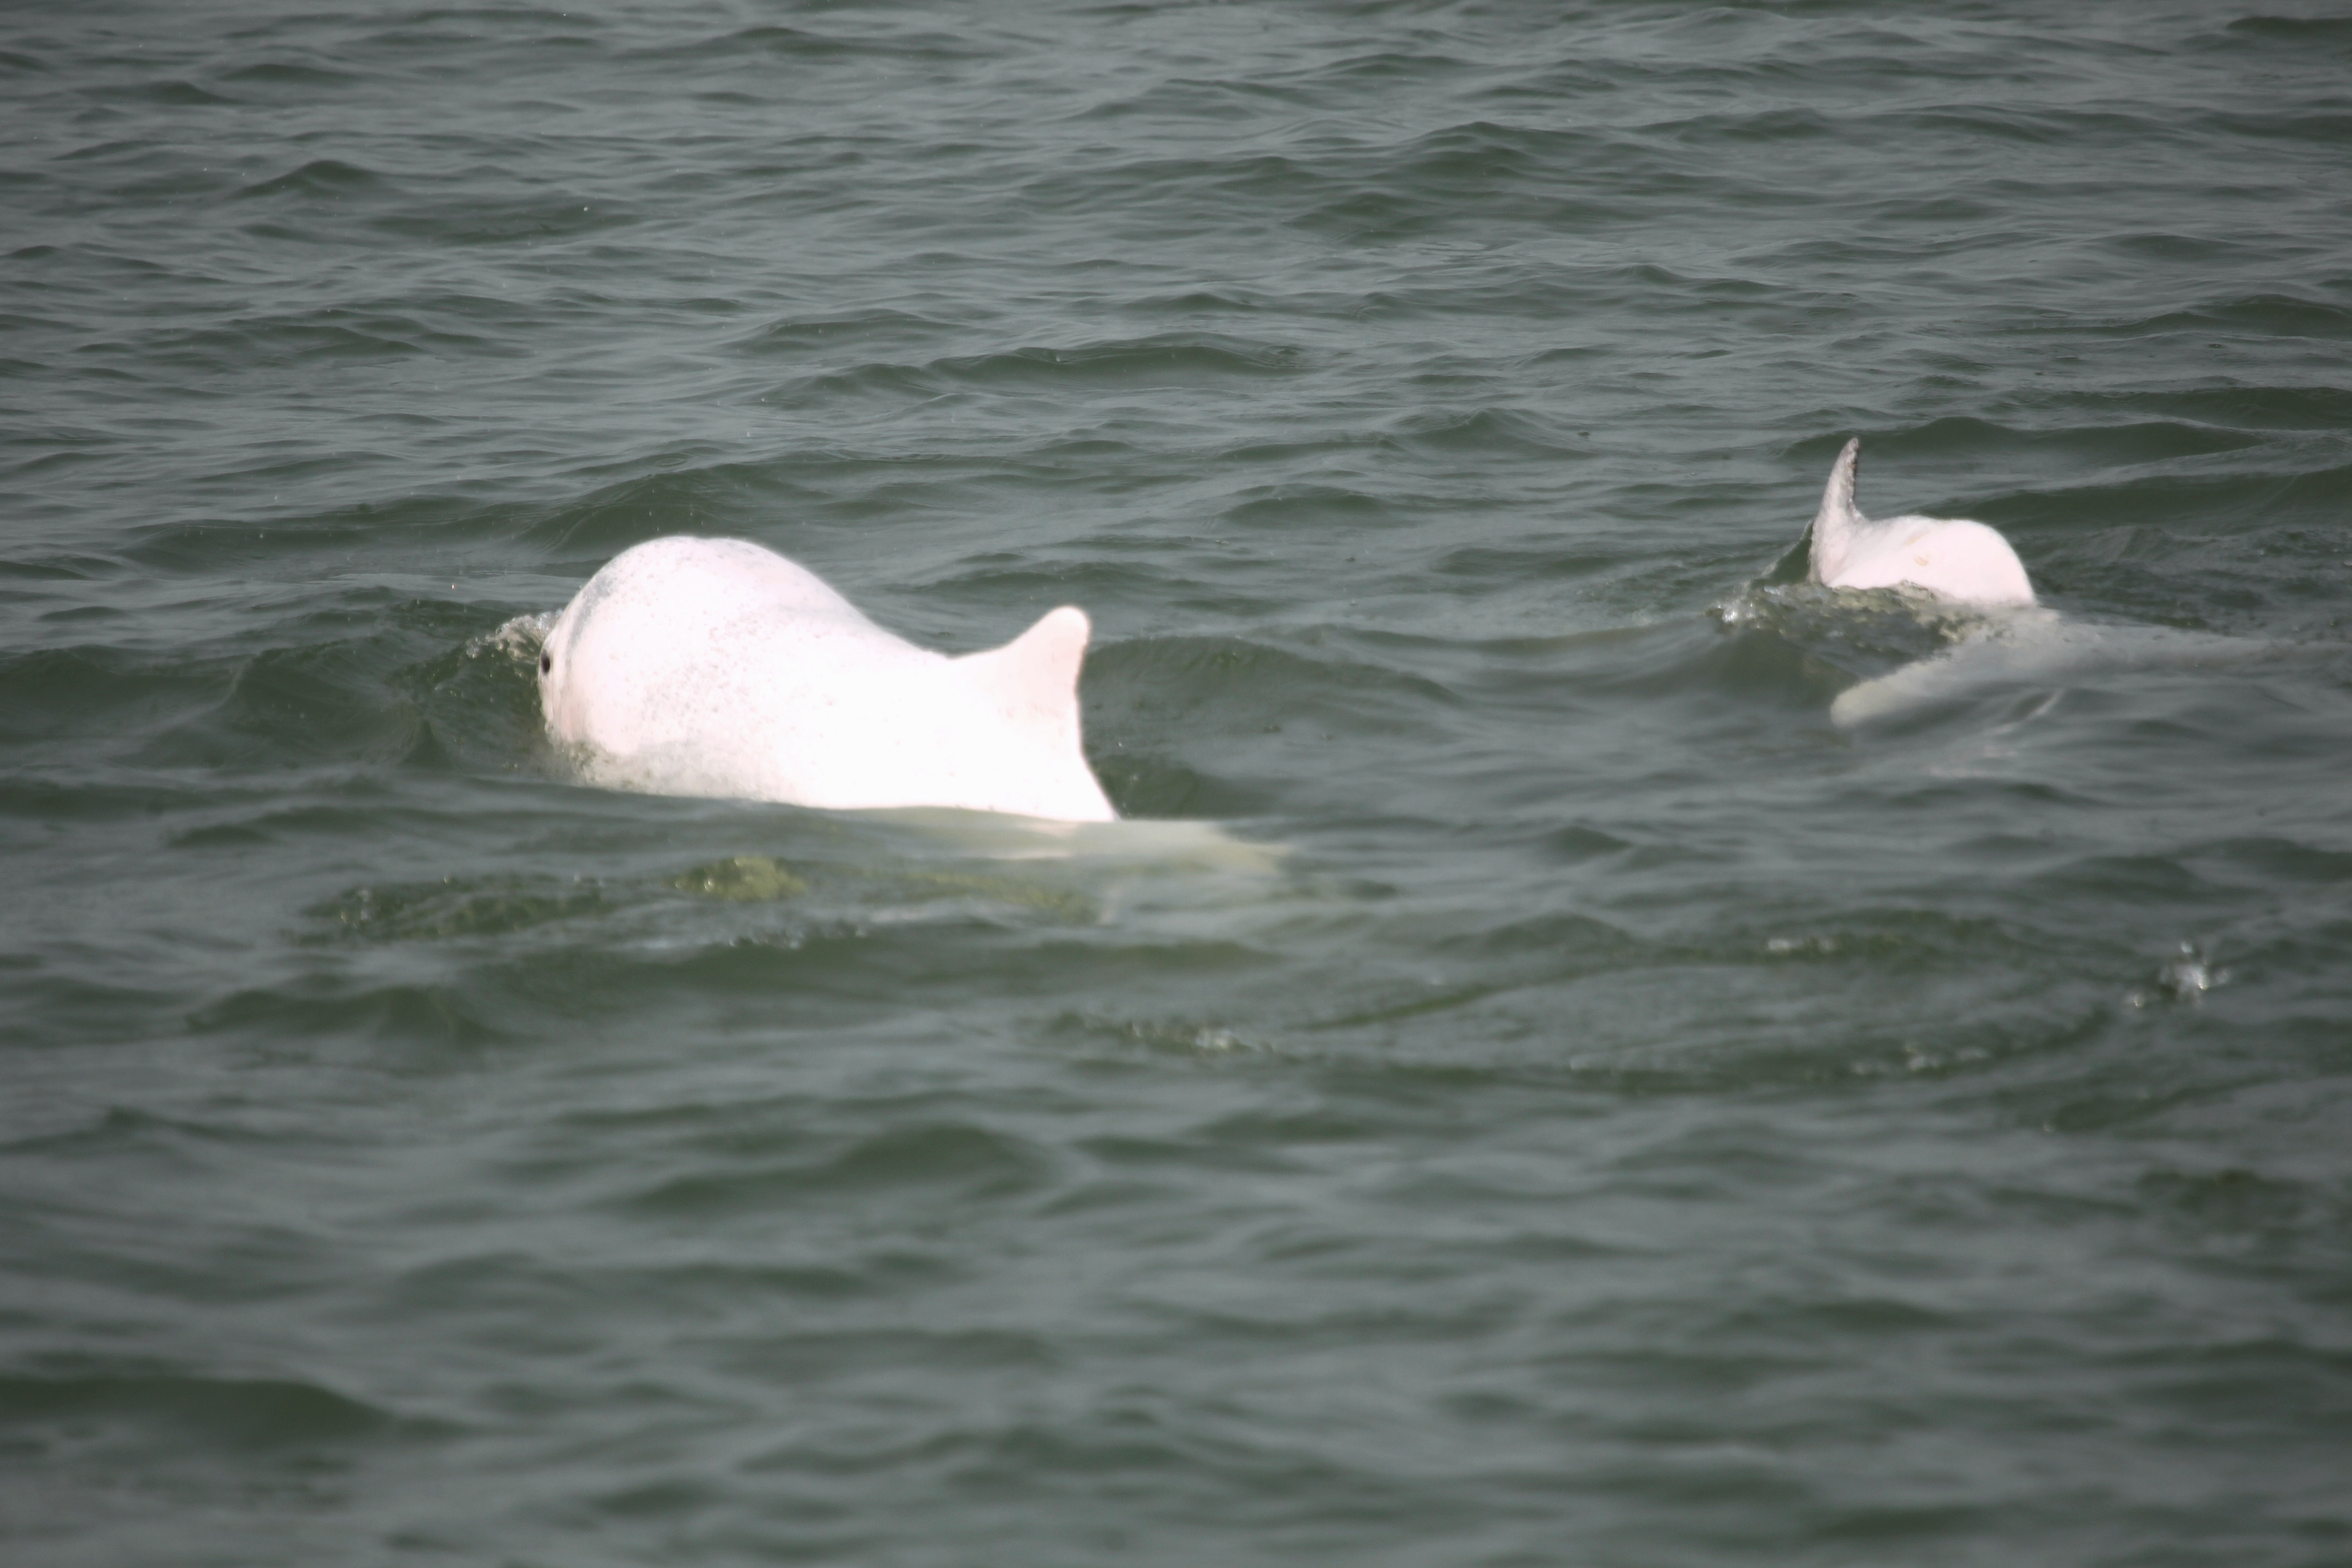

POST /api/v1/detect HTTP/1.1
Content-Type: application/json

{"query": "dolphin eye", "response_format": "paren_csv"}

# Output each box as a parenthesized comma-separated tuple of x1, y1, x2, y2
(540, 652, 552, 675)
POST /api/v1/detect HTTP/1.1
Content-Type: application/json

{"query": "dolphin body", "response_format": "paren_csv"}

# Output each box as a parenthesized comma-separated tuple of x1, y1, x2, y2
(1808, 437, 2035, 607)
(1824, 610, 2266, 726)
(538, 536, 1117, 822)
(1779, 436, 2049, 723)
(1782, 442, 2275, 725)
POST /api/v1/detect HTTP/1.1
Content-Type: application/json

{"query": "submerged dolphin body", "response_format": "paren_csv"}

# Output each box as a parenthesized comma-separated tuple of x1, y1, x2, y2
(539, 537, 1117, 822)
(1825, 611, 2265, 727)
(1809, 437, 2035, 607)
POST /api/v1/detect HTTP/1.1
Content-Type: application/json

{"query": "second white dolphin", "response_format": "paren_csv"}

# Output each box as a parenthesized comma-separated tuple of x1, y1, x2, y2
(1807, 437, 2035, 606)
(539, 536, 1117, 822)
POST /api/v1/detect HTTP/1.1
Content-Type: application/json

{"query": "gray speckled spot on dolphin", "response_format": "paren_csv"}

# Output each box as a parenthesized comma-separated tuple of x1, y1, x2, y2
(554, 570, 622, 674)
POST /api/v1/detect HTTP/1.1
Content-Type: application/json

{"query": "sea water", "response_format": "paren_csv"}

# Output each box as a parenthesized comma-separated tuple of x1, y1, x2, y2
(4, 4, 2350, 1563)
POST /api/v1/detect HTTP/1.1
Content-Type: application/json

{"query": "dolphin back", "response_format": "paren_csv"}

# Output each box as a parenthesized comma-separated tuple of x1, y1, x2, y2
(1804, 438, 2034, 607)
(541, 537, 1118, 822)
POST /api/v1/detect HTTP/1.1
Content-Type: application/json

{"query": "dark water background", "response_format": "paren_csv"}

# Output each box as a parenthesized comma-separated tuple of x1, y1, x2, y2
(6, 3, 2352, 1563)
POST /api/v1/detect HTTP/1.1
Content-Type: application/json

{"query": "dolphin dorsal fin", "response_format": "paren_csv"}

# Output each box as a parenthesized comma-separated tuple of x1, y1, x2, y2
(1810, 437, 1866, 584)
(966, 606, 1092, 728)
(955, 605, 1116, 821)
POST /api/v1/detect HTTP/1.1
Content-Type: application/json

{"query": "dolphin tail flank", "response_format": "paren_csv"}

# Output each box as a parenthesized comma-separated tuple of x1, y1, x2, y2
(1809, 437, 1864, 583)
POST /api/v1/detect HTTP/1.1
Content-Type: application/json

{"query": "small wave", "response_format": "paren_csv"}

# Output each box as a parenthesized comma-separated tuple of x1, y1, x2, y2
(625, 23, 986, 67)
(127, 315, 439, 370)
(2054, 384, 2352, 433)
(1216, 483, 1398, 532)
(216, 61, 363, 89)
(87, 79, 236, 108)
(370, 191, 628, 245)
(1832, 415, 2259, 466)
(1120, 286, 1279, 318)
(1659, 105, 1841, 145)
(1085, 633, 1462, 818)
(2077, 291, 2352, 342)
(233, 158, 385, 201)
(728, 308, 955, 358)
(2137, 1165, 2311, 1234)
(0, 1366, 435, 1452)
(1087, 633, 1458, 761)
(138, 637, 428, 772)
(854, 335, 1309, 395)
(1383, 406, 1586, 460)
(625, 1121, 1057, 1215)
(2223, 15, 2352, 44)
(526, 468, 766, 554)
(2202, 109, 2352, 146)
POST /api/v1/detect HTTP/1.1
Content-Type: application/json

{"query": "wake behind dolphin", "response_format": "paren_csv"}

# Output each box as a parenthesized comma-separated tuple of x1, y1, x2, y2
(538, 537, 1117, 821)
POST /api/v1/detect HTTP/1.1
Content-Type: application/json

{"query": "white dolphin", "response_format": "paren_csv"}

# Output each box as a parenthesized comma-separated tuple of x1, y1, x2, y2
(538, 536, 1117, 822)
(1743, 440, 2286, 729)
(1808, 437, 2035, 607)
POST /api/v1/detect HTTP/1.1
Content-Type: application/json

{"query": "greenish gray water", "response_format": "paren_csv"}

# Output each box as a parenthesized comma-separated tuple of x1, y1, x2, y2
(5, 3, 2352, 1564)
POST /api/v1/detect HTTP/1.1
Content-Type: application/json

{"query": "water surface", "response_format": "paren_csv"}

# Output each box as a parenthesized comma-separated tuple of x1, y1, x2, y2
(5, 3, 2352, 1563)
